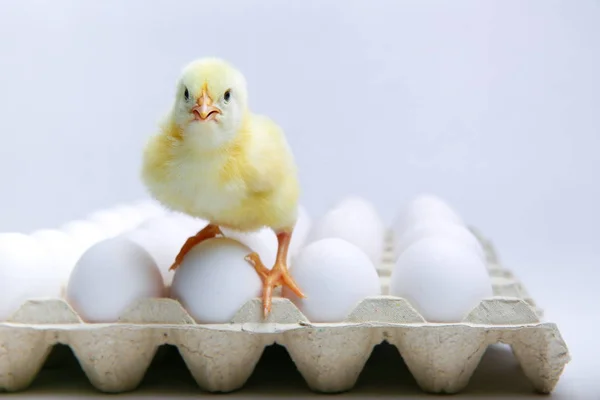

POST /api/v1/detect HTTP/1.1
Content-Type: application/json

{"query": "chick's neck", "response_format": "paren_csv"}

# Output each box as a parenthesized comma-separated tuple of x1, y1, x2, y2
(179, 109, 252, 156)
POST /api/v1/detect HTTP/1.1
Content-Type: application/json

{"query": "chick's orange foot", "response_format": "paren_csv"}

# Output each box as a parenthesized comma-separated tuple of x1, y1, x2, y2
(245, 252, 305, 318)
(169, 224, 223, 271)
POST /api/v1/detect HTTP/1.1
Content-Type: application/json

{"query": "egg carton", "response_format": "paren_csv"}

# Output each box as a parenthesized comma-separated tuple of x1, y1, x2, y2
(0, 230, 569, 395)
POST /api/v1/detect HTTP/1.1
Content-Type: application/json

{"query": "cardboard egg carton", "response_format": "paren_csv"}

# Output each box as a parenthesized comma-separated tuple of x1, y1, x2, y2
(0, 229, 569, 395)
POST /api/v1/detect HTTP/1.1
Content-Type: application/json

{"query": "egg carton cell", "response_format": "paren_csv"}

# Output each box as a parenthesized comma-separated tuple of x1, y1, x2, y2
(0, 229, 568, 395)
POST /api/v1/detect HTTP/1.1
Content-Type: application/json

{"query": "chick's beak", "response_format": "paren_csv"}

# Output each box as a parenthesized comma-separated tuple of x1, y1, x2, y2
(191, 90, 221, 122)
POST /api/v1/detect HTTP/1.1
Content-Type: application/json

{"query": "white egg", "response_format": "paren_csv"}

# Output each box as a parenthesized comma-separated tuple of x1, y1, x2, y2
(289, 204, 312, 258)
(283, 238, 381, 322)
(221, 227, 278, 268)
(394, 220, 485, 261)
(393, 194, 464, 238)
(335, 195, 380, 216)
(61, 220, 109, 254)
(170, 237, 263, 323)
(87, 209, 133, 236)
(30, 229, 79, 290)
(0, 233, 61, 320)
(306, 196, 384, 266)
(66, 237, 165, 322)
(167, 212, 207, 236)
(125, 215, 204, 286)
(109, 204, 148, 229)
(120, 227, 181, 287)
(137, 215, 191, 242)
(389, 236, 493, 322)
(131, 199, 167, 221)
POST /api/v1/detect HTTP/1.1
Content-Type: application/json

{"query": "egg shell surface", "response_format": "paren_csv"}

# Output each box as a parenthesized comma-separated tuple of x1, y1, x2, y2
(30, 229, 79, 292)
(121, 214, 199, 288)
(61, 220, 109, 255)
(66, 237, 165, 322)
(289, 204, 312, 258)
(393, 194, 464, 238)
(109, 204, 149, 229)
(221, 227, 278, 268)
(306, 197, 384, 266)
(170, 237, 263, 323)
(389, 236, 493, 322)
(0, 233, 61, 320)
(133, 199, 167, 220)
(137, 216, 192, 244)
(121, 228, 180, 286)
(87, 209, 133, 237)
(283, 237, 381, 322)
(394, 220, 485, 261)
(167, 212, 207, 236)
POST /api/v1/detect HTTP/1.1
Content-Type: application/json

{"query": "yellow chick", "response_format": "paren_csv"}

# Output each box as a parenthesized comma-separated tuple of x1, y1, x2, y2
(141, 57, 305, 317)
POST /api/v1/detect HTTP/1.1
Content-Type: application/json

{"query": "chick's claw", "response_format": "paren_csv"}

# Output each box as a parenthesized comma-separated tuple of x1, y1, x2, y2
(245, 252, 270, 280)
(245, 251, 306, 318)
(169, 224, 223, 271)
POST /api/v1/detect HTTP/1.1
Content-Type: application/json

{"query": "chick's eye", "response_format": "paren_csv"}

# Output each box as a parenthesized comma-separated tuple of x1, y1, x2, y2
(223, 89, 231, 102)
(184, 88, 189, 101)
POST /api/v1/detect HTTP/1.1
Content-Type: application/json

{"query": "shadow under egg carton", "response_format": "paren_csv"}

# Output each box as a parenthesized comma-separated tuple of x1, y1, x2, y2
(0, 228, 568, 395)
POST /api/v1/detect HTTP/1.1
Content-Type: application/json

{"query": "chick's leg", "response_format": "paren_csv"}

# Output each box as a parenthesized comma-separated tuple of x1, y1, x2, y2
(245, 231, 305, 317)
(169, 224, 222, 271)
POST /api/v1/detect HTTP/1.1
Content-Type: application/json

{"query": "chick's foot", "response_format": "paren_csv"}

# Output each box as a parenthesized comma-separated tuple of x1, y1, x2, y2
(169, 224, 222, 271)
(245, 252, 305, 318)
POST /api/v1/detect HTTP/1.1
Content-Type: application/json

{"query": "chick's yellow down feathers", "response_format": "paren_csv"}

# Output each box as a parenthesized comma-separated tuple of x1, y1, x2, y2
(141, 57, 305, 317)
(142, 111, 299, 231)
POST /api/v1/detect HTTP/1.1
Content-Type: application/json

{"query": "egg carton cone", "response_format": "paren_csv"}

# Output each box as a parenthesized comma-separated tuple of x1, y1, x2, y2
(0, 229, 569, 395)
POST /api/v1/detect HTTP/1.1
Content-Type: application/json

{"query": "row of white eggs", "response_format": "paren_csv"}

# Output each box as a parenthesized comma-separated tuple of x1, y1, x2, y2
(299, 193, 493, 322)
(65, 194, 491, 324)
(0, 197, 333, 322)
(0, 199, 169, 319)
(389, 194, 493, 322)
(0, 193, 493, 324)
(66, 198, 382, 324)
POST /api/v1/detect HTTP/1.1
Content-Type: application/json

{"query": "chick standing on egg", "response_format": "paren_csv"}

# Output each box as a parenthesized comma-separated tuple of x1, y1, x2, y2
(170, 237, 264, 323)
(141, 57, 305, 317)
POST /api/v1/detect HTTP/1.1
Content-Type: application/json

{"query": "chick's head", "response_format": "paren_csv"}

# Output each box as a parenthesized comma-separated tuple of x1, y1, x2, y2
(172, 57, 248, 151)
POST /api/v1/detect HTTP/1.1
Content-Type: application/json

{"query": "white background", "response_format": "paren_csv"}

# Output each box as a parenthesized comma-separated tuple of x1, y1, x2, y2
(0, 1, 598, 398)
